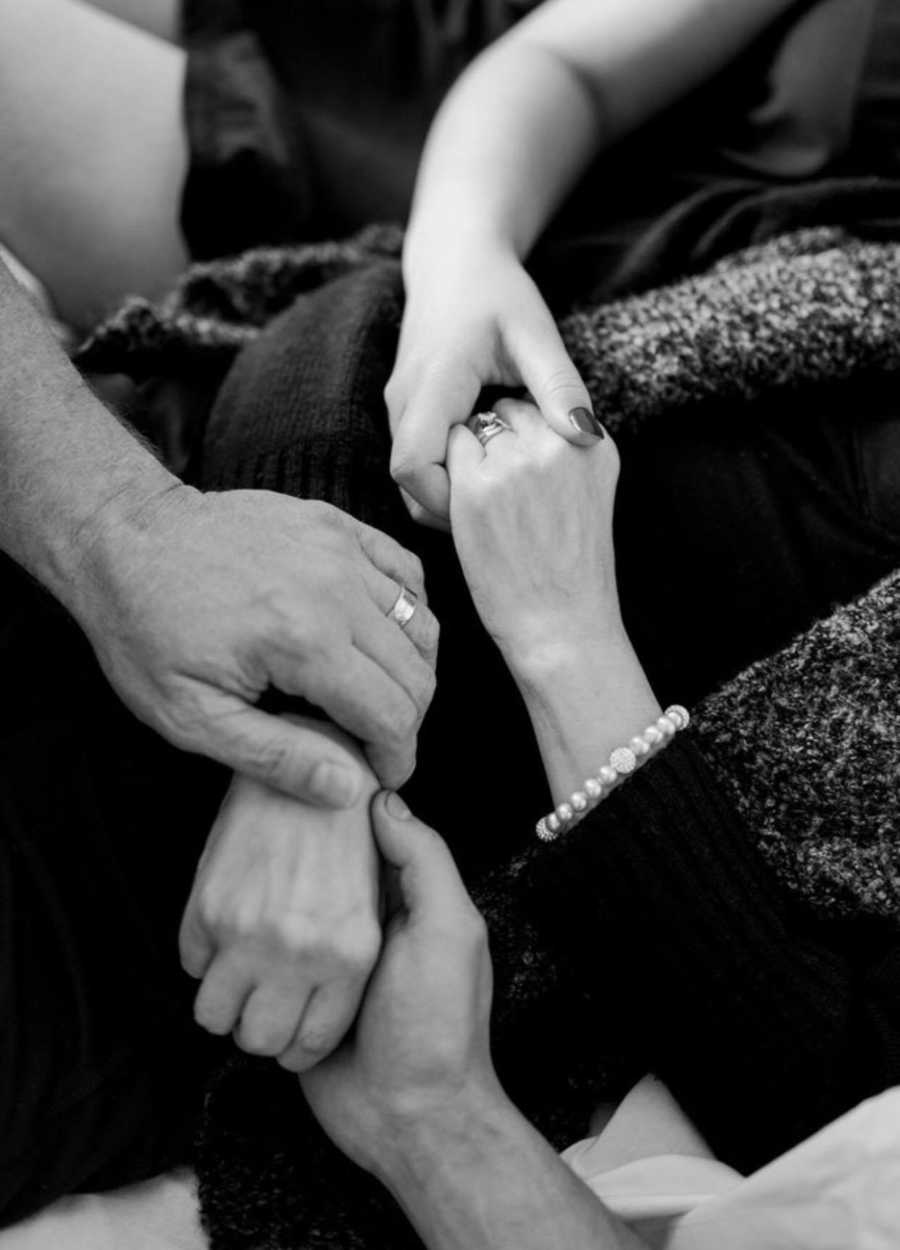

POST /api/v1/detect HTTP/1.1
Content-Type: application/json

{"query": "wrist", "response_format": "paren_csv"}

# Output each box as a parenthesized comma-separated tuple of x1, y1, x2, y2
(509, 627, 663, 803)
(373, 1078, 517, 1190)
(63, 472, 191, 625)
(402, 220, 518, 289)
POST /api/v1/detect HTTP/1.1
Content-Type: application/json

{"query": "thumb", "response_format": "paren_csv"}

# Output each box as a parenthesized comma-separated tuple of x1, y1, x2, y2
(201, 700, 363, 808)
(371, 790, 467, 922)
(508, 309, 603, 447)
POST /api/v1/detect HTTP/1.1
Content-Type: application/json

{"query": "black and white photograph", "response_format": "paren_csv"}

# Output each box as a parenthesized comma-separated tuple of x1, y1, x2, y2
(1, 1, 899, 1246)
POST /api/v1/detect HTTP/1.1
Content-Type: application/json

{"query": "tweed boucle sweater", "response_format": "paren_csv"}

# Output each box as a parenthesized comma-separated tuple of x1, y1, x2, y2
(78, 223, 900, 923)
(78, 225, 900, 1245)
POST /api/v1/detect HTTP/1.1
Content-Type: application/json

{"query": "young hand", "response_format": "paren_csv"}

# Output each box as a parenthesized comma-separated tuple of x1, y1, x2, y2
(300, 790, 497, 1177)
(179, 723, 381, 1072)
(386, 241, 600, 528)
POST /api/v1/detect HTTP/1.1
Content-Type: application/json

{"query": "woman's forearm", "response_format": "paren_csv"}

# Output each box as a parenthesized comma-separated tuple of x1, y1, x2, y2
(510, 628, 662, 804)
(404, 36, 599, 273)
(404, 0, 797, 278)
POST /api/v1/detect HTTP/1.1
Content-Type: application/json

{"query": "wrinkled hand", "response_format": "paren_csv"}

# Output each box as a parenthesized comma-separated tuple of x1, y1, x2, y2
(79, 484, 439, 804)
(180, 723, 381, 1071)
(386, 242, 600, 528)
(300, 790, 496, 1177)
(447, 397, 621, 664)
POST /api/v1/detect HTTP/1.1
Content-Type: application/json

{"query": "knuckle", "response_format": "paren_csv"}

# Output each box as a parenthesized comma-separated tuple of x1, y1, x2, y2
(541, 366, 583, 399)
(339, 921, 382, 974)
(390, 449, 419, 487)
(458, 907, 489, 949)
(387, 697, 419, 741)
(295, 1026, 336, 1059)
(239, 1026, 284, 1057)
(403, 552, 426, 591)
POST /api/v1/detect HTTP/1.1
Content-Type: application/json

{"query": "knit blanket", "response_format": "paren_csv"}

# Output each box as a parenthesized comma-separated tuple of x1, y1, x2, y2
(78, 223, 900, 923)
(76, 225, 900, 1247)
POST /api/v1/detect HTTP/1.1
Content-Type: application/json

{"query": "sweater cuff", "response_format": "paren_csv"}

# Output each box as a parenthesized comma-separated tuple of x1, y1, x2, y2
(513, 736, 857, 1169)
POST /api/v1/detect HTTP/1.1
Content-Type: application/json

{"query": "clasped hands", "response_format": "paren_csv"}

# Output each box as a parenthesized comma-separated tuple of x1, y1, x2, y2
(180, 398, 620, 1084)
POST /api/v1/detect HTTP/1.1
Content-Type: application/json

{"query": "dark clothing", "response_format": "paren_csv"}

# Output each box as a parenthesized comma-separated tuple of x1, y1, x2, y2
(5, 0, 900, 1232)
(0, 565, 230, 1225)
(5, 237, 900, 1228)
(180, 0, 900, 281)
(188, 253, 900, 1247)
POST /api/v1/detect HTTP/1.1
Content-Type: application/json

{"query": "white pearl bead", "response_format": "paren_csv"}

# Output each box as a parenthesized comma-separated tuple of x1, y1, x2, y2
(657, 715, 676, 737)
(598, 764, 618, 787)
(556, 802, 574, 825)
(630, 735, 651, 757)
(584, 777, 603, 800)
(610, 747, 637, 775)
(547, 812, 561, 834)
(643, 725, 663, 747)
(571, 791, 589, 812)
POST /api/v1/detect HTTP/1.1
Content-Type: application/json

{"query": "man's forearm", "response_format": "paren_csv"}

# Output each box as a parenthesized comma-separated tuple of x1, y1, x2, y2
(378, 1093, 647, 1250)
(0, 258, 178, 619)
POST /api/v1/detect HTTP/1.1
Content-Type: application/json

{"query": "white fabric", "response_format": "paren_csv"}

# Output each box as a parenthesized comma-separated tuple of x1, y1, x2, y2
(566, 1087, 900, 1249)
(0, 1171, 205, 1250)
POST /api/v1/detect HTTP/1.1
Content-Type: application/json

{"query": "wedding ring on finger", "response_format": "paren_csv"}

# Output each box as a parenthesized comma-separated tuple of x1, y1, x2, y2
(466, 410, 513, 449)
(388, 584, 418, 630)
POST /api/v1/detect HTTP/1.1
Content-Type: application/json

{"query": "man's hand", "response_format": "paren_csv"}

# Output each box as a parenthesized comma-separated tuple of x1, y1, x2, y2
(77, 485, 439, 805)
(179, 724, 381, 1070)
(300, 789, 497, 1176)
(300, 791, 650, 1250)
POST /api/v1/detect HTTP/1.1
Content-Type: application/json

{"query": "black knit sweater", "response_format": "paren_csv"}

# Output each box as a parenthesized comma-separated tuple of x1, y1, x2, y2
(78, 225, 900, 1247)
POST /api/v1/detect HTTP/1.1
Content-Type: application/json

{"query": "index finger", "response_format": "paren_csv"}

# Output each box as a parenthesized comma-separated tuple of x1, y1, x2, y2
(390, 365, 482, 518)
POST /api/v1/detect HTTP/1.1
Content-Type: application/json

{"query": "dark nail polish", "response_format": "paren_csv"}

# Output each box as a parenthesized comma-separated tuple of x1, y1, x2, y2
(568, 407, 606, 438)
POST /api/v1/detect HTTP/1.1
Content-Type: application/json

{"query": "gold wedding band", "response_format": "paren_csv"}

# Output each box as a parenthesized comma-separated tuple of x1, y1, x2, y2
(388, 585, 418, 630)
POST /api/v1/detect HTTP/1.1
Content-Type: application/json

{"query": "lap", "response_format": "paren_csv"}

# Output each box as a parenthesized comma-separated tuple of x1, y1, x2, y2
(0, 558, 227, 1225)
(200, 267, 900, 870)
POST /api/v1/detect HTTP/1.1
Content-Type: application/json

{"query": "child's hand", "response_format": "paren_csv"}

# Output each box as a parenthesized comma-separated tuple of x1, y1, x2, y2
(385, 242, 600, 528)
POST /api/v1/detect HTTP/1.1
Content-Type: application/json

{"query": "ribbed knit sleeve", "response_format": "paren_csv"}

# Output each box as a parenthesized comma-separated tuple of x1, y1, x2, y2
(512, 735, 900, 1173)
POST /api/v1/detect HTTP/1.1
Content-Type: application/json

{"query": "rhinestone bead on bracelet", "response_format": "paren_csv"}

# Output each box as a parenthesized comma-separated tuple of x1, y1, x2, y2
(535, 705, 690, 842)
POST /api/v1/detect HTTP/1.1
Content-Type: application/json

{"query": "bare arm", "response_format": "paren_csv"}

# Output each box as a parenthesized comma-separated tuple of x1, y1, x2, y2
(407, 0, 800, 267)
(389, 0, 799, 522)
(0, 0, 187, 326)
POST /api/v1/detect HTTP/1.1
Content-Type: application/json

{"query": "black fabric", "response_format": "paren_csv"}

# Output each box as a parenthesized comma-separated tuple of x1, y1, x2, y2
(0, 562, 230, 1226)
(3, 255, 900, 1232)
(517, 736, 900, 1174)
(179, 0, 900, 298)
(179, 0, 531, 253)
(182, 258, 900, 1247)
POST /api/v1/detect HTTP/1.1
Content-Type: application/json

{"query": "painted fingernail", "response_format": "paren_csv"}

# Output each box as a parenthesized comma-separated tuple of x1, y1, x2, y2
(568, 407, 606, 438)
(384, 790, 412, 820)
(310, 762, 359, 807)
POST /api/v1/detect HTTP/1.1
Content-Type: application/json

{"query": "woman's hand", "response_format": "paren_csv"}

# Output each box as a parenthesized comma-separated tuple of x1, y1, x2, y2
(448, 397, 662, 802)
(179, 723, 382, 1072)
(447, 396, 621, 669)
(386, 241, 602, 528)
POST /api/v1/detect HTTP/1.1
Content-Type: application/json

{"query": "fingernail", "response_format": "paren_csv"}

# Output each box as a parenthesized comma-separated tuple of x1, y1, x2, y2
(384, 790, 412, 820)
(568, 407, 606, 438)
(310, 762, 359, 807)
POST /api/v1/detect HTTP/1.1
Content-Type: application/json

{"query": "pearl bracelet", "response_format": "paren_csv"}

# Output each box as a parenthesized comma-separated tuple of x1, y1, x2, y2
(535, 705, 690, 842)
